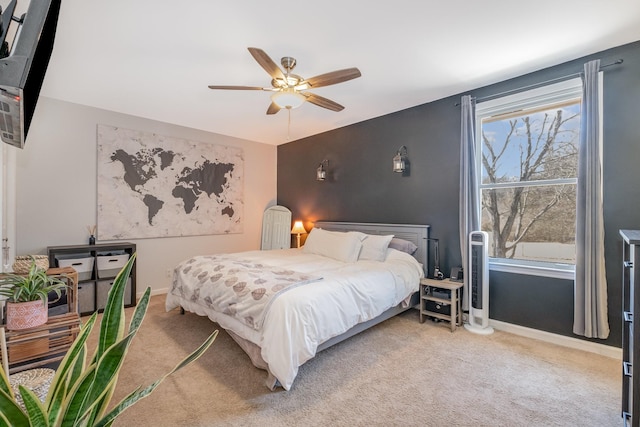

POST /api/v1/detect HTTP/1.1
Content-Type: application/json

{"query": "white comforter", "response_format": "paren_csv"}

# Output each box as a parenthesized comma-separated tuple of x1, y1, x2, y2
(165, 247, 423, 390)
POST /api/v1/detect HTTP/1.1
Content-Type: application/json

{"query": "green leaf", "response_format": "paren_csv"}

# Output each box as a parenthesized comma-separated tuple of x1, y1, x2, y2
(169, 330, 218, 372)
(0, 387, 28, 427)
(94, 330, 218, 427)
(19, 386, 49, 427)
(0, 413, 15, 427)
(128, 287, 151, 334)
(68, 345, 87, 393)
(58, 363, 98, 427)
(96, 254, 136, 362)
(61, 333, 135, 426)
(86, 384, 117, 427)
(0, 356, 14, 399)
(46, 314, 97, 424)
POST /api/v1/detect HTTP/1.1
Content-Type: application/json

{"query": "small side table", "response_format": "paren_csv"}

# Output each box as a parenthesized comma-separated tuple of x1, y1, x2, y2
(419, 278, 463, 332)
(0, 267, 81, 374)
(1, 312, 82, 374)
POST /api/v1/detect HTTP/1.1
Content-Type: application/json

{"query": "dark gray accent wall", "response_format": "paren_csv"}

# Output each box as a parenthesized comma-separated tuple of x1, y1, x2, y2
(278, 40, 640, 348)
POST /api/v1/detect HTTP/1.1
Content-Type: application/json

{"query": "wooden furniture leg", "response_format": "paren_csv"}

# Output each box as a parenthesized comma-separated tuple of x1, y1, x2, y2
(1, 327, 8, 374)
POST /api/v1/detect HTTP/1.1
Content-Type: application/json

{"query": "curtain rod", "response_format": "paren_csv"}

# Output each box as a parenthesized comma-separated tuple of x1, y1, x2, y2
(455, 58, 623, 106)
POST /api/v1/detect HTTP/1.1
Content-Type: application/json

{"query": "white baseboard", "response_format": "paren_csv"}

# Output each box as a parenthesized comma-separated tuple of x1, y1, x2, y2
(135, 291, 621, 359)
(137, 288, 169, 298)
(489, 319, 621, 359)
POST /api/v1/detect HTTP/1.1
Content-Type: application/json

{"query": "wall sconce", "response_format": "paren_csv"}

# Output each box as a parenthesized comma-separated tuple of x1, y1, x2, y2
(316, 159, 328, 181)
(290, 221, 307, 248)
(393, 146, 408, 173)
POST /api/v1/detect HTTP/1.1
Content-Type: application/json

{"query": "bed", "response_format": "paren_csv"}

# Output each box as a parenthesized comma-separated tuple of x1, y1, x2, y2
(165, 222, 429, 390)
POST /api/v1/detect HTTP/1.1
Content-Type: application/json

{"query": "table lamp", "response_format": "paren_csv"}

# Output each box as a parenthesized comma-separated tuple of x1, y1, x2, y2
(290, 221, 307, 248)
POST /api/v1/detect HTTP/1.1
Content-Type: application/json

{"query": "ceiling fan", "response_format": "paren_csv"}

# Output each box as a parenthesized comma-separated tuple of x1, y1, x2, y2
(208, 47, 361, 115)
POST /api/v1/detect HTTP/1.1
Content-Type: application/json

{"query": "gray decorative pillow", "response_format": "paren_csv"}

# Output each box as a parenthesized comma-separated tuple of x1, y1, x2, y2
(388, 237, 418, 255)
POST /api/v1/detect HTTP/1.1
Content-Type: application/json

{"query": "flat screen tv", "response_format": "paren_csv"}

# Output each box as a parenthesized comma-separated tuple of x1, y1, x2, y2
(0, 0, 61, 148)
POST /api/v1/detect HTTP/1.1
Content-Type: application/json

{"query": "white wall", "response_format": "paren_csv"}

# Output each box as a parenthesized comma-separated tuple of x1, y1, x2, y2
(14, 96, 277, 296)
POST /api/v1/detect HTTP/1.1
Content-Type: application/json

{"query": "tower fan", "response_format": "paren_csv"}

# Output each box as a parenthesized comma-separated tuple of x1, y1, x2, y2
(464, 231, 494, 335)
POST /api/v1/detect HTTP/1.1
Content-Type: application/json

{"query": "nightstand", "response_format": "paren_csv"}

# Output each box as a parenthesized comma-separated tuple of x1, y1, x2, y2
(419, 278, 463, 332)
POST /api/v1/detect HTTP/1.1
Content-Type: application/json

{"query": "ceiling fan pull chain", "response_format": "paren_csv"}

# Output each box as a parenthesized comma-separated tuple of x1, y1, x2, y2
(287, 108, 291, 140)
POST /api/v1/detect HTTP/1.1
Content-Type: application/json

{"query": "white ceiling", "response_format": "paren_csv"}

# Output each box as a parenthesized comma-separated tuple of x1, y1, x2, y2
(30, 0, 640, 145)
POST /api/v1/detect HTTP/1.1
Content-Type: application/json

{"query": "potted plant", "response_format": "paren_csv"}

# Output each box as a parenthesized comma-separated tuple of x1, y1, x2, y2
(0, 256, 68, 330)
(0, 253, 217, 426)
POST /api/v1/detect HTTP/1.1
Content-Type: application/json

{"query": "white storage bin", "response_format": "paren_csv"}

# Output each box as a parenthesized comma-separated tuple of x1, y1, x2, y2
(77, 282, 96, 314)
(96, 253, 130, 279)
(56, 255, 94, 281)
(97, 278, 132, 310)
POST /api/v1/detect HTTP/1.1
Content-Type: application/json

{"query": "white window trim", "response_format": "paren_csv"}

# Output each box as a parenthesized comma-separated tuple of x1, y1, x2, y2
(475, 77, 582, 277)
(489, 258, 575, 280)
(475, 78, 583, 117)
(480, 177, 578, 191)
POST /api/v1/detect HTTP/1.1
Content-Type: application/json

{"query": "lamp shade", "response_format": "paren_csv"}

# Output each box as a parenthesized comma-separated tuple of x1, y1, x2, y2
(316, 159, 328, 181)
(393, 145, 408, 173)
(272, 89, 306, 109)
(316, 165, 326, 181)
(290, 221, 307, 235)
(393, 154, 405, 172)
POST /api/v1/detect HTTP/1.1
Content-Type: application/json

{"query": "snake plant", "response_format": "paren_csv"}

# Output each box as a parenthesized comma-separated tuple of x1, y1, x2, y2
(0, 253, 218, 426)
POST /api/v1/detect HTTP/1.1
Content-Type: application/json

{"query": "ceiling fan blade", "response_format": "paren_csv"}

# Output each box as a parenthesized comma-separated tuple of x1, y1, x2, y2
(207, 85, 266, 90)
(266, 102, 281, 115)
(303, 93, 344, 112)
(248, 47, 286, 81)
(305, 68, 361, 88)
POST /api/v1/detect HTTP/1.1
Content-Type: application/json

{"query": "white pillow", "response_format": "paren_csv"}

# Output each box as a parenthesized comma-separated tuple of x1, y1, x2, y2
(359, 234, 394, 262)
(303, 228, 364, 263)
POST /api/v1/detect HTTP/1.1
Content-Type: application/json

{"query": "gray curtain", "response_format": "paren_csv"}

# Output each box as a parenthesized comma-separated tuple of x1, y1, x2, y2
(459, 95, 479, 311)
(573, 60, 609, 338)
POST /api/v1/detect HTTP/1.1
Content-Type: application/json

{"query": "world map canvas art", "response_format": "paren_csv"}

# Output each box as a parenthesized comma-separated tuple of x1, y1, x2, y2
(97, 125, 244, 239)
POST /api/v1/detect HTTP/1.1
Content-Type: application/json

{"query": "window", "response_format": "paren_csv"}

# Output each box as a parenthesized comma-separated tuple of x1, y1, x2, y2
(475, 79, 582, 277)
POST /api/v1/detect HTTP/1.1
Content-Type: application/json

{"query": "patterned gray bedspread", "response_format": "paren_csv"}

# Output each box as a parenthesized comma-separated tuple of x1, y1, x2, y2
(171, 255, 322, 330)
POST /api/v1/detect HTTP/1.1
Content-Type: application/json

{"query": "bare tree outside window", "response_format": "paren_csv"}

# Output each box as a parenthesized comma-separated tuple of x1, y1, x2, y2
(480, 99, 581, 264)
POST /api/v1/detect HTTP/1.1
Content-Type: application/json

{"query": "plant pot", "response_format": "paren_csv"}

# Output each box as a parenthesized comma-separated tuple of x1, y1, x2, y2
(6, 300, 48, 330)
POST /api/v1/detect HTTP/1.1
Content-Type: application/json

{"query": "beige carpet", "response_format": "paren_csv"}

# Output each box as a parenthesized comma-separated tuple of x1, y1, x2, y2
(85, 295, 621, 426)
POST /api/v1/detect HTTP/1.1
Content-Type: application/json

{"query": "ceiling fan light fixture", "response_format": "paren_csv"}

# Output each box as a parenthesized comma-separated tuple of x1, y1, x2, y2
(208, 48, 362, 114)
(286, 75, 301, 86)
(272, 89, 306, 109)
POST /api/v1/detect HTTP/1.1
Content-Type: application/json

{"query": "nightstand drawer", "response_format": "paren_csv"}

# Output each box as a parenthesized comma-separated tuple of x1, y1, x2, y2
(425, 300, 451, 316)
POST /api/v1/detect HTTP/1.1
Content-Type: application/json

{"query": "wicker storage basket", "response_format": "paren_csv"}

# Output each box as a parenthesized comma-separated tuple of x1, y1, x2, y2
(12, 255, 50, 274)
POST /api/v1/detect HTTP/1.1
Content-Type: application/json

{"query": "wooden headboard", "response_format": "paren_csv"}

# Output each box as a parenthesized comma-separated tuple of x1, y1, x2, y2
(312, 221, 430, 275)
